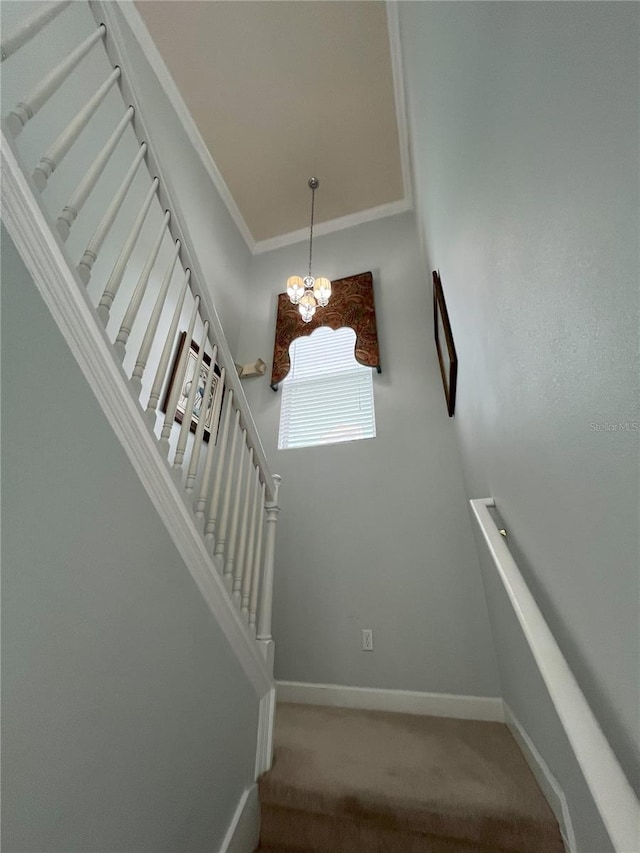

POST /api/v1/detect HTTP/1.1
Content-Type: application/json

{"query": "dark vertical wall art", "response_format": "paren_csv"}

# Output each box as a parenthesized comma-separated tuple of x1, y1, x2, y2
(433, 270, 458, 416)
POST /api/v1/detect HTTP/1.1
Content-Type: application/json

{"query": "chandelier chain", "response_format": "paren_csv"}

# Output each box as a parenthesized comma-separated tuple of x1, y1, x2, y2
(286, 177, 330, 322)
(308, 183, 315, 278)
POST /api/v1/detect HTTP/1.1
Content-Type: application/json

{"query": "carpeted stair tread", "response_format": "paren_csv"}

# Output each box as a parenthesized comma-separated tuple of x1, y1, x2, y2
(258, 702, 564, 853)
(255, 844, 326, 853)
(255, 847, 305, 853)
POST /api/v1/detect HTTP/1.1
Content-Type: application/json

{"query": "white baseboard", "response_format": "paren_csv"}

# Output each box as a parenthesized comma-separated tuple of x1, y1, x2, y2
(219, 784, 260, 853)
(504, 703, 577, 853)
(276, 680, 505, 722)
(255, 686, 276, 780)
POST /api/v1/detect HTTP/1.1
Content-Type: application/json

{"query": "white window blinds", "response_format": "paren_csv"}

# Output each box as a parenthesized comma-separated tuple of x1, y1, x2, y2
(278, 326, 376, 450)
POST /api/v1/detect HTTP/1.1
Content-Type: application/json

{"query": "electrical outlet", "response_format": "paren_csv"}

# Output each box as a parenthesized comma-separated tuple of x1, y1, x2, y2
(362, 629, 374, 651)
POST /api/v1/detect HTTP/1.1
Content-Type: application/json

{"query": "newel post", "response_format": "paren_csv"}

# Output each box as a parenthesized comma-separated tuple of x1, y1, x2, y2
(257, 474, 281, 670)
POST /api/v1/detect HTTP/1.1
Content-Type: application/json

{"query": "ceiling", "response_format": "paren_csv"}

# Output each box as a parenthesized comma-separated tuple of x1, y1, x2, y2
(135, 1, 409, 250)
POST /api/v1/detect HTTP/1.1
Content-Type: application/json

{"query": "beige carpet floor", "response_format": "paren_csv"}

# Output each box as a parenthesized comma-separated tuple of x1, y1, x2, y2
(257, 702, 564, 853)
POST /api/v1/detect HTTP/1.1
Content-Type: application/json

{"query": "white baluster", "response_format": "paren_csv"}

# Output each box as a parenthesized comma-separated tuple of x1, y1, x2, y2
(96, 177, 159, 326)
(1, 1, 72, 63)
(193, 373, 228, 519)
(78, 142, 147, 285)
(145, 268, 190, 424)
(215, 409, 244, 563)
(57, 107, 134, 242)
(257, 474, 282, 650)
(249, 481, 267, 636)
(113, 209, 170, 361)
(241, 469, 261, 621)
(173, 321, 209, 473)
(158, 296, 200, 458)
(222, 428, 248, 587)
(185, 344, 218, 493)
(233, 447, 255, 607)
(5, 23, 103, 136)
(130, 240, 180, 398)
(32, 67, 121, 190)
(204, 393, 235, 553)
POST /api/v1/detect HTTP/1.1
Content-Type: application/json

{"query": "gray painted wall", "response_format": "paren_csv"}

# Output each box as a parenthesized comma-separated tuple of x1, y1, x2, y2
(1, 226, 258, 852)
(476, 538, 613, 852)
(237, 212, 501, 697)
(399, 1, 639, 847)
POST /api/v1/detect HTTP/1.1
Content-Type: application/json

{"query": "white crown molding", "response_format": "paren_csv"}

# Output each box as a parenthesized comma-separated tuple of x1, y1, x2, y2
(114, 1, 413, 256)
(470, 497, 639, 853)
(1, 128, 273, 700)
(504, 704, 577, 853)
(253, 198, 412, 255)
(113, 0, 256, 252)
(219, 784, 260, 853)
(386, 0, 413, 209)
(276, 680, 505, 722)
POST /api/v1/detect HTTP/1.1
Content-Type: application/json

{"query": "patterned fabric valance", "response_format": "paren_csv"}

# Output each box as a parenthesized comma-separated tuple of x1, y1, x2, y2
(270, 271, 381, 388)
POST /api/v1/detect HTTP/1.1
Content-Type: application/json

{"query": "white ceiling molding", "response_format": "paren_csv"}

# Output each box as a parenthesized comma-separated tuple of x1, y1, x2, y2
(253, 0, 414, 256)
(114, 1, 413, 256)
(114, 1, 256, 251)
(386, 0, 413, 209)
(253, 197, 412, 255)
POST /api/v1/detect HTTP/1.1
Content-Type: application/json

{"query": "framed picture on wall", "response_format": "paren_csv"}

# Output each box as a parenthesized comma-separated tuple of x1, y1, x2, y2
(433, 271, 458, 417)
(161, 332, 223, 442)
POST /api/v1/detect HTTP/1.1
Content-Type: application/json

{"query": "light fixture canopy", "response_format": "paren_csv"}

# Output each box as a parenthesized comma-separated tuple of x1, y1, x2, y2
(286, 177, 331, 321)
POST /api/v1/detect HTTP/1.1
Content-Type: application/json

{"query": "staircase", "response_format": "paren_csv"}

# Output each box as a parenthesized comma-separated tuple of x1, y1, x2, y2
(3, 5, 634, 853)
(256, 703, 564, 853)
(1, 0, 280, 699)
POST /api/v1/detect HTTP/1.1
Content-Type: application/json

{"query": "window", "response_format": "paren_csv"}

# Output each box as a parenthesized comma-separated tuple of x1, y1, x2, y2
(278, 326, 376, 450)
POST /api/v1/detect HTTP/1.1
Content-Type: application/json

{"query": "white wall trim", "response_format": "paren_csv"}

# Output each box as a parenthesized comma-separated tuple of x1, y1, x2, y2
(218, 784, 260, 853)
(504, 703, 577, 853)
(255, 686, 276, 780)
(1, 129, 273, 700)
(277, 680, 504, 722)
(113, 1, 413, 256)
(470, 498, 639, 853)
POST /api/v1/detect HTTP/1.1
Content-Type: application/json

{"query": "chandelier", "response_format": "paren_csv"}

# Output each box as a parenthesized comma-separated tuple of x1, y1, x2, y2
(286, 177, 331, 322)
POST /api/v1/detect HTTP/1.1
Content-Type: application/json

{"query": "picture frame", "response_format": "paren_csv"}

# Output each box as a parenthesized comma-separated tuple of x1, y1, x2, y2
(433, 270, 458, 417)
(161, 332, 223, 442)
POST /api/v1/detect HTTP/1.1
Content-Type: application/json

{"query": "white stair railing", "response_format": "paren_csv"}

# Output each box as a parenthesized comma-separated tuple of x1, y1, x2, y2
(0, 0, 72, 64)
(77, 141, 147, 285)
(32, 66, 122, 191)
(0, 0, 280, 669)
(471, 498, 639, 853)
(57, 106, 134, 242)
(4, 20, 105, 137)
